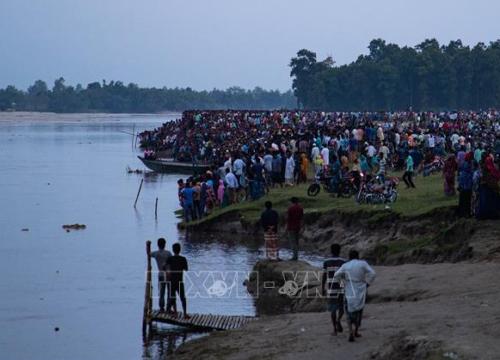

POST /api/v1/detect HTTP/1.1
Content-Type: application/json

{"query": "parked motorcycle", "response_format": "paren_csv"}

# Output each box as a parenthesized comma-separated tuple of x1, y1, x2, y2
(307, 170, 335, 197)
(356, 175, 398, 204)
(420, 157, 444, 177)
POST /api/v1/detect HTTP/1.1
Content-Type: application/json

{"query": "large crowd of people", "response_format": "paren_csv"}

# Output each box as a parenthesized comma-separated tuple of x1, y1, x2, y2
(140, 110, 500, 221)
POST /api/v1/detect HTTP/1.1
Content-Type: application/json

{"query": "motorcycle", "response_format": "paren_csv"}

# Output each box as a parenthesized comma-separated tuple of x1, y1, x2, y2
(421, 157, 444, 177)
(307, 169, 336, 197)
(356, 175, 398, 204)
(337, 171, 360, 198)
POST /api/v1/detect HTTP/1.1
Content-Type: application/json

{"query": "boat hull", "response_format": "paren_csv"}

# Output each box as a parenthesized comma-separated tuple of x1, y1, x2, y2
(137, 156, 210, 174)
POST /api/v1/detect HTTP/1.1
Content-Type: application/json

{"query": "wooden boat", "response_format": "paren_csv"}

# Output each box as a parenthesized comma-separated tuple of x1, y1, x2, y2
(137, 156, 210, 174)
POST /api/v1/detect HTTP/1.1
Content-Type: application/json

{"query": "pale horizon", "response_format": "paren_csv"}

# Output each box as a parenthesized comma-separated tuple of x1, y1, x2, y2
(1, 0, 500, 91)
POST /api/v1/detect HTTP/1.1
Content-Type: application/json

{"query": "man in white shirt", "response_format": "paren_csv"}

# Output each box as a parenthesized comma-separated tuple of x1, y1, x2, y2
(379, 143, 390, 160)
(334, 250, 376, 342)
(223, 154, 232, 171)
(366, 143, 377, 158)
(394, 132, 400, 147)
(321, 146, 330, 167)
(428, 134, 435, 149)
(311, 145, 320, 162)
(224, 168, 239, 204)
(232, 156, 245, 185)
(263, 152, 273, 173)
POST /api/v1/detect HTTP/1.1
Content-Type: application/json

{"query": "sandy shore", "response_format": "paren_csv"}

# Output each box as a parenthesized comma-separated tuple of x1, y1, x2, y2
(172, 262, 500, 360)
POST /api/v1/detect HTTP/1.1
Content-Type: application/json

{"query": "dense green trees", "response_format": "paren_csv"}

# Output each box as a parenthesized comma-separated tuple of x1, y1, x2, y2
(0, 79, 295, 112)
(290, 39, 500, 111)
(3, 39, 499, 113)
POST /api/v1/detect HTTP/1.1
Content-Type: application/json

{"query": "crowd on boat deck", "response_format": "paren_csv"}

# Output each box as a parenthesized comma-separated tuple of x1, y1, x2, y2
(139, 110, 500, 221)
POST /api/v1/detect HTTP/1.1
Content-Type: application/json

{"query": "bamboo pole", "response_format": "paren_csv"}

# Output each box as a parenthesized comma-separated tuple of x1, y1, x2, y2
(132, 124, 136, 148)
(134, 178, 144, 208)
(155, 197, 158, 220)
(142, 240, 153, 338)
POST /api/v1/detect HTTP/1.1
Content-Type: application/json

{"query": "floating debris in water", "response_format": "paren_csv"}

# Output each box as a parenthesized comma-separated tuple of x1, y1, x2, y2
(21, 228, 29, 232)
(54, 327, 60, 332)
(126, 166, 144, 174)
(62, 224, 87, 231)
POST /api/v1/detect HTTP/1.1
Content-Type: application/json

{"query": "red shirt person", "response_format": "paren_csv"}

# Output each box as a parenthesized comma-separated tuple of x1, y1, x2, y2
(287, 197, 304, 260)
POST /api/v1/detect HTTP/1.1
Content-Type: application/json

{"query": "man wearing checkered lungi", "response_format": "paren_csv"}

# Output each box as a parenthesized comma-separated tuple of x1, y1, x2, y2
(260, 201, 280, 260)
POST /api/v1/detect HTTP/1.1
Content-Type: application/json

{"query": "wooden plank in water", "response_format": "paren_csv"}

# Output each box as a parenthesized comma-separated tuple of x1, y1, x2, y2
(208, 314, 218, 329)
(203, 314, 212, 328)
(229, 316, 238, 329)
(211, 315, 220, 329)
(231, 316, 240, 329)
(150, 310, 256, 331)
(221, 315, 231, 330)
(217, 316, 226, 330)
(218, 315, 228, 330)
(190, 314, 200, 326)
(239, 316, 248, 328)
(212, 315, 222, 329)
(226, 316, 234, 329)
(234, 316, 243, 329)
(218, 315, 227, 330)
(238, 316, 247, 328)
(199, 314, 209, 328)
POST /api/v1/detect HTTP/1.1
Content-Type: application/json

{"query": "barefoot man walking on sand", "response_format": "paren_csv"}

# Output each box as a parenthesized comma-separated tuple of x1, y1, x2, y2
(321, 244, 346, 336)
(334, 249, 376, 342)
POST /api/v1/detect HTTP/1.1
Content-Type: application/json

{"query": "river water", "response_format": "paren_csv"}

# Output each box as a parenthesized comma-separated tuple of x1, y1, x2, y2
(0, 113, 264, 360)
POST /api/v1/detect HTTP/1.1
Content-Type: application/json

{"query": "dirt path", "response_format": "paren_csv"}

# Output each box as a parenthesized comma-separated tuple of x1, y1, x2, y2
(172, 262, 500, 360)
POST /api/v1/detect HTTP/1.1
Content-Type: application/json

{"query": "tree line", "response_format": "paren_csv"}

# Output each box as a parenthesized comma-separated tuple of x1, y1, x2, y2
(0, 78, 296, 113)
(290, 39, 500, 111)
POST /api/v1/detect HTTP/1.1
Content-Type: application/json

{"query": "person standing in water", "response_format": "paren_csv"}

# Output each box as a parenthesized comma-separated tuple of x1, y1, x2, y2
(334, 250, 376, 342)
(147, 238, 172, 312)
(286, 197, 304, 261)
(322, 244, 346, 336)
(260, 201, 280, 260)
(166, 243, 190, 318)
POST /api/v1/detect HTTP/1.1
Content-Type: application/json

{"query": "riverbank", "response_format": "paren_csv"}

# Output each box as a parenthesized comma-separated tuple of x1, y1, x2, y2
(180, 173, 458, 231)
(171, 172, 500, 359)
(180, 173, 500, 264)
(173, 260, 500, 360)
(0, 111, 179, 122)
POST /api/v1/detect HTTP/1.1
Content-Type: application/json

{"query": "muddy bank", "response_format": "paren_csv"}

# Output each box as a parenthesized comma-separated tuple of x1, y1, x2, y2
(246, 260, 325, 315)
(172, 262, 500, 360)
(246, 259, 448, 315)
(182, 206, 500, 265)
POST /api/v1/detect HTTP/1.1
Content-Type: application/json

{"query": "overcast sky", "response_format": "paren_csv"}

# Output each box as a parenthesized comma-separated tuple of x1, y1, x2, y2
(1, 0, 499, 91)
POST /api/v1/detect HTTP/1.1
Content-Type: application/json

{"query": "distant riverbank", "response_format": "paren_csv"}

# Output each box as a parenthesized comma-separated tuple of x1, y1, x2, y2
(0, 111, 181, 122)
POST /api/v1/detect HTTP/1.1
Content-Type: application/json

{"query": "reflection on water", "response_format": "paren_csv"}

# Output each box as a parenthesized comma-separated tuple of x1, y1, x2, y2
(143, 326, 204, 360)
(0, 114, 257, 360)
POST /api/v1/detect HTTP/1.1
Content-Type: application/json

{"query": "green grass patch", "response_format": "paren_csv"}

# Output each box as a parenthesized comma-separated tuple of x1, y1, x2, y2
(181, 172, 457, 228)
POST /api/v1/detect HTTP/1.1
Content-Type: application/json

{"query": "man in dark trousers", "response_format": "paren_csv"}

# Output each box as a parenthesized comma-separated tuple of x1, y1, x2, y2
(287, 197, 304, 260)
(166, 243, 190, 318)
(147, 238, 172, 312)
(321, 244, 346, 336)
(260, 201, 280, 260)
